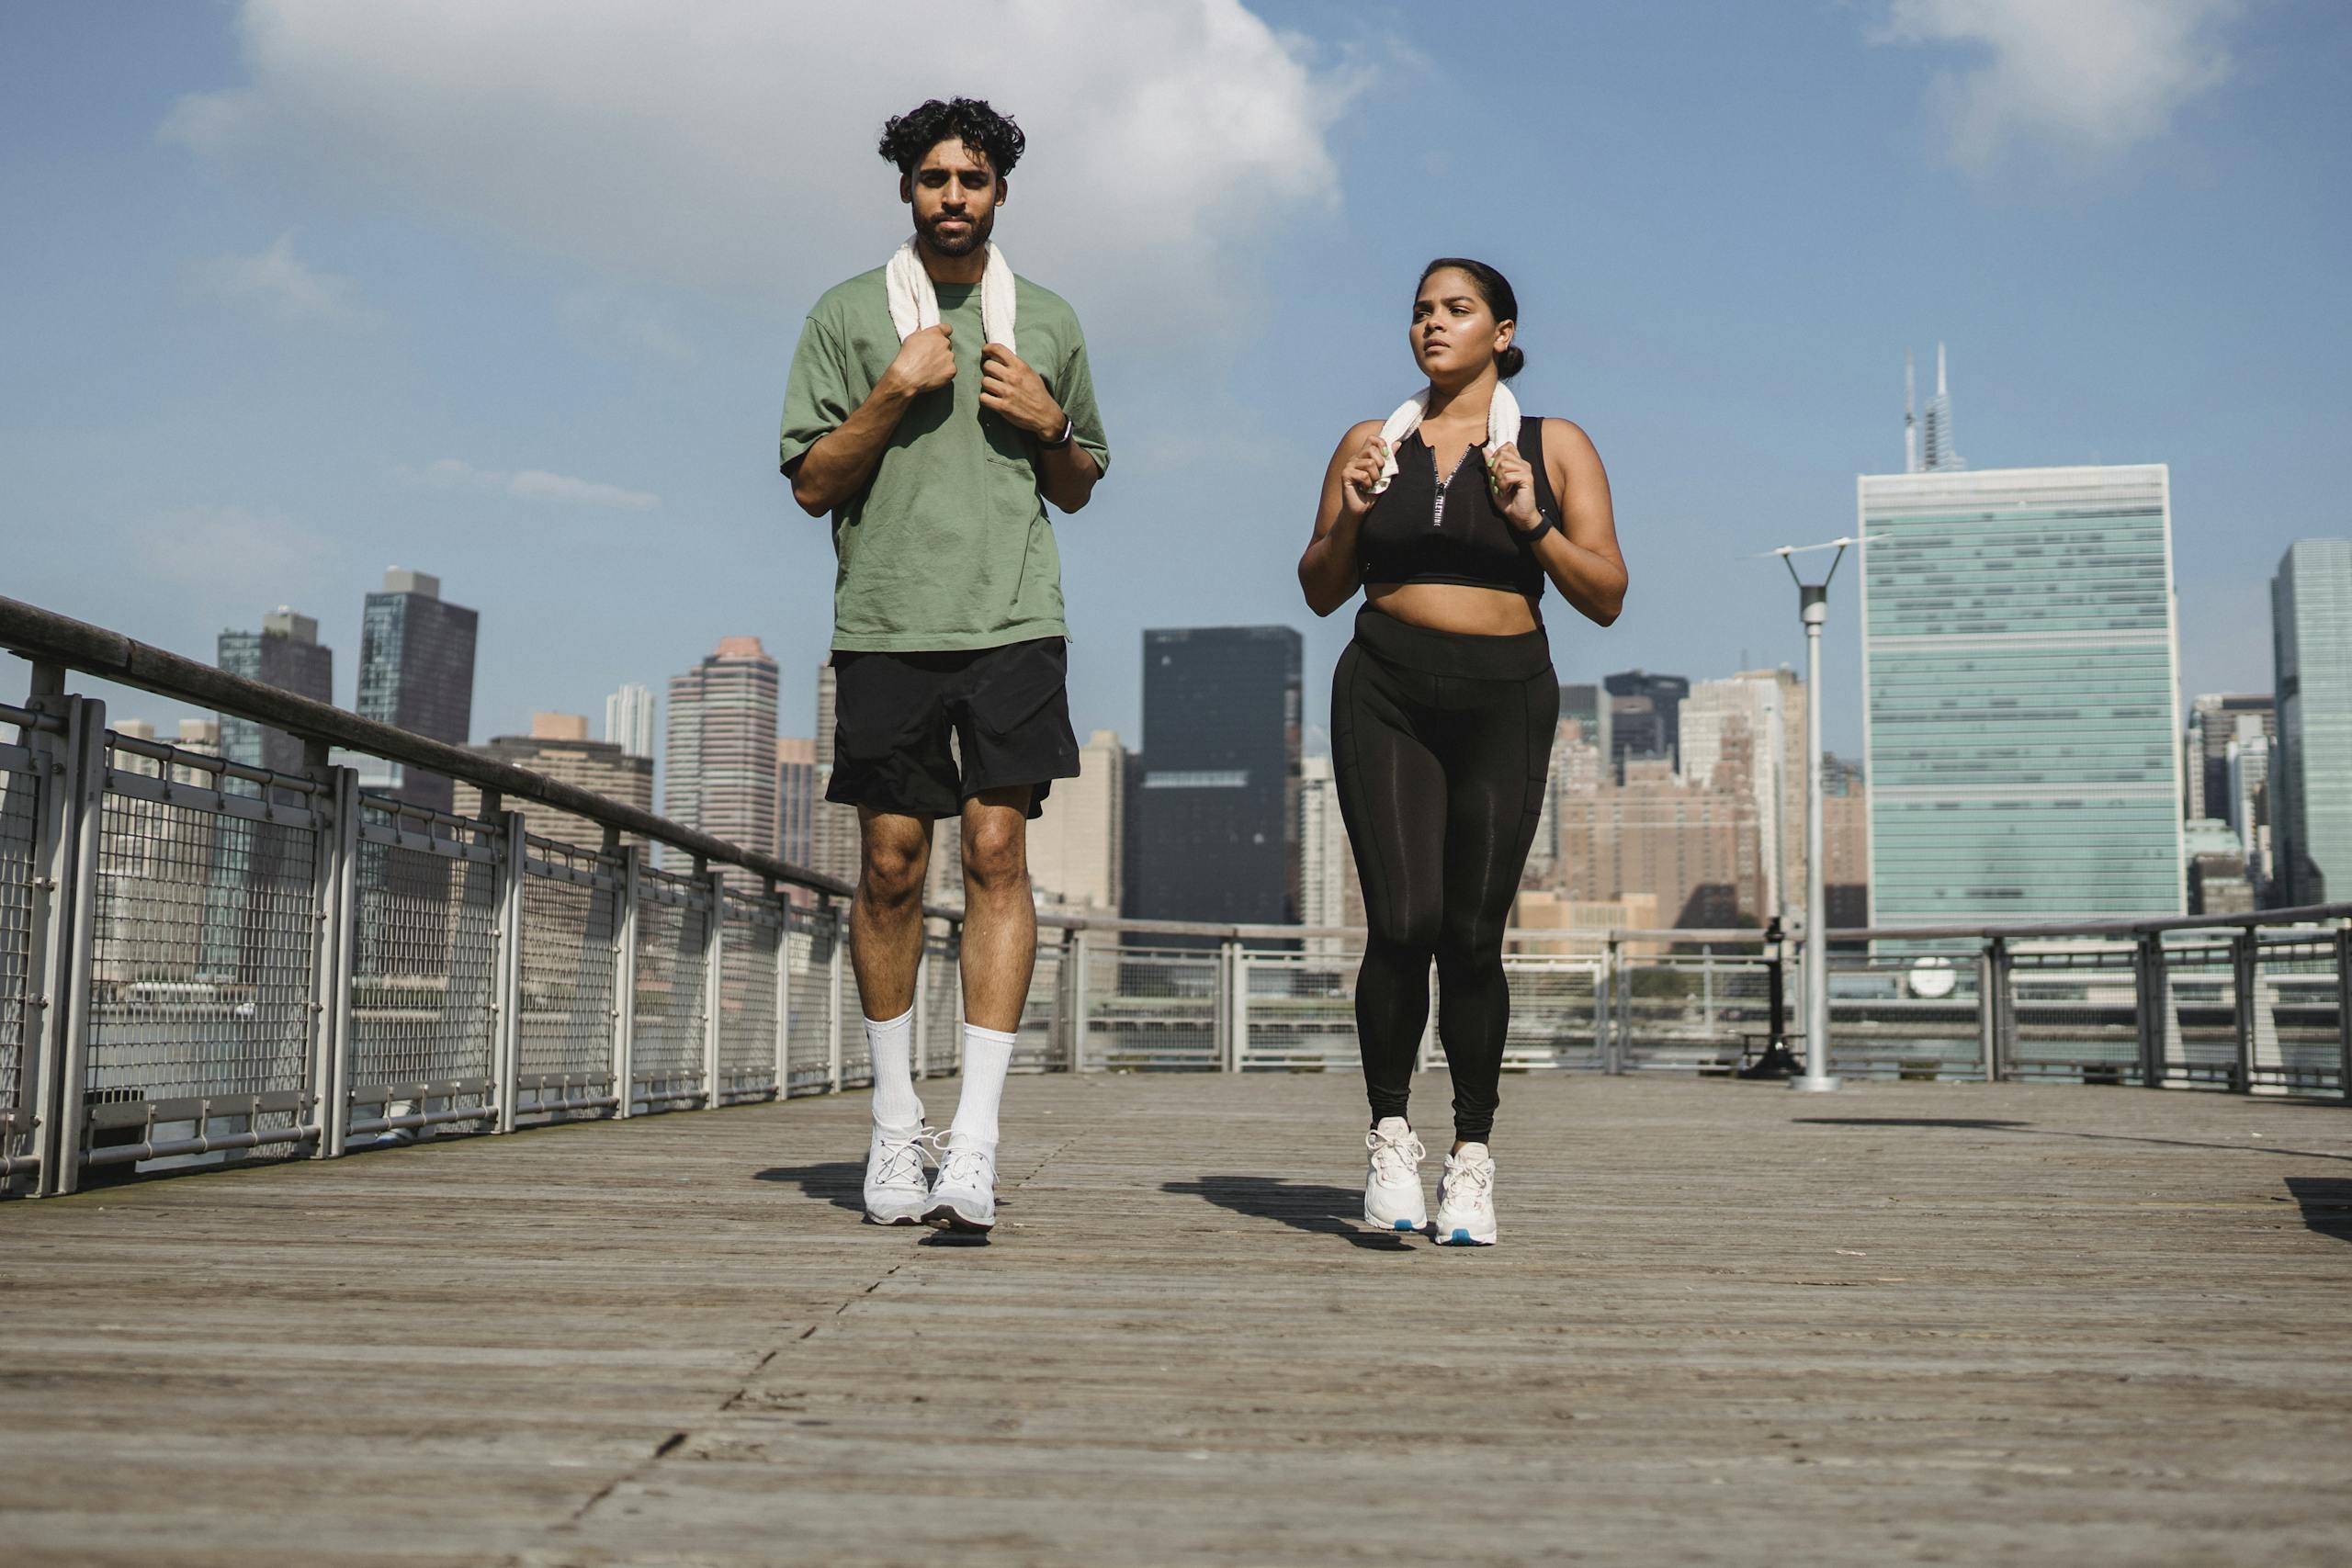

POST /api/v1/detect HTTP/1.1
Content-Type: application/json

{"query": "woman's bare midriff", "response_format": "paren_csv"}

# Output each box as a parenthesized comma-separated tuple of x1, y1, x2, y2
(1364, 581, 1541, 637)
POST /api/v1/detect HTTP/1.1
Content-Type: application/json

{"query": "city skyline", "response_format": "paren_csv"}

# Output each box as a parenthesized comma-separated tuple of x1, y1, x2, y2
(75, 549, 2352, 929)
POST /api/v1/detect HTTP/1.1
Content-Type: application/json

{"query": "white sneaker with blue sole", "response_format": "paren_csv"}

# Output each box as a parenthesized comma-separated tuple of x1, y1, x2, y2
(1432, 1142, 1498, 1245)
(1363, 1118, 1428, 1233)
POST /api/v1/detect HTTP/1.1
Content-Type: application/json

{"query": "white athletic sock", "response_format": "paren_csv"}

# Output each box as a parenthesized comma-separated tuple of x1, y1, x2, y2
(864, 1008, 923, 1132)
(948, 1022, 1017, 1147)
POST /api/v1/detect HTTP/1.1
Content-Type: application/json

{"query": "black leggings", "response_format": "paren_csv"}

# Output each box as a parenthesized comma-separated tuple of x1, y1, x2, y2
(1331, 607, 1557, 1144)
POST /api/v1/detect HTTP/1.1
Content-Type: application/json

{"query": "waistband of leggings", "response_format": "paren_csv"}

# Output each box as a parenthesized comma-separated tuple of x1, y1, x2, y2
(1351, 604, 1553, 682)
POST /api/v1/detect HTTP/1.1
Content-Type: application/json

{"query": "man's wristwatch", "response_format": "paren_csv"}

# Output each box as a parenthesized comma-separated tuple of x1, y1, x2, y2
(1038, 415, 1075, 450)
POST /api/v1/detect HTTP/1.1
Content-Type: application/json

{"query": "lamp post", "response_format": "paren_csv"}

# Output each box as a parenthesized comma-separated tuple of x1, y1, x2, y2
(1764, 536, 1877, 1094)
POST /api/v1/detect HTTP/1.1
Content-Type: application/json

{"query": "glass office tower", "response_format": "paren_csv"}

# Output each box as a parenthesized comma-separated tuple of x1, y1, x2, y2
(1859, 464, 2185, 928)
(2270, 537, 2352, 906)
(217, 607, 334, 776)
(1129, 626, 1303, 928)
(356, 569, 479, 813)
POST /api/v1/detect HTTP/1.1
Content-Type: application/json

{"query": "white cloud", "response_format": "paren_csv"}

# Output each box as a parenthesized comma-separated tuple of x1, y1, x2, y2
(395, 457, 660, 510)
(1873, 0, 2243, 172)
(190, 231, 360, 321)
(137, 505, 332, 596)
(164, 0, 1369, 337)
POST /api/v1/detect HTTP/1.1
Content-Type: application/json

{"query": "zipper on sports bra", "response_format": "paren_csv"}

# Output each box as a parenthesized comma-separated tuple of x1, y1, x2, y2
(1430, 443, 1470, 530)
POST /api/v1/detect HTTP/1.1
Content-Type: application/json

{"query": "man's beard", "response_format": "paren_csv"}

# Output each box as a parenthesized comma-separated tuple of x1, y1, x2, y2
(921, 208, 992, 257)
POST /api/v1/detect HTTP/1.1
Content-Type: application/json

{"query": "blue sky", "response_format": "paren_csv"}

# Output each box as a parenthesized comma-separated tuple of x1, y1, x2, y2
(5, 0, 2346, 766)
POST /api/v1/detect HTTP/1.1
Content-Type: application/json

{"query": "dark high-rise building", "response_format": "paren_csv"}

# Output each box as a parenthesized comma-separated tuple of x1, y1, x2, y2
(1129, 626, 1301, 929)
(1603, 670, 1689, 774)
(209, 608, 335, 979)
(217, 606, 334, 776)
(356, 568, 479, 812)
(777, 737, 816, 868)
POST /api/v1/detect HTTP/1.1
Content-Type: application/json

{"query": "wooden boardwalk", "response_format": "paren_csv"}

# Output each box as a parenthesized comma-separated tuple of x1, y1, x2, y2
(3, 1073, 2348, 1567)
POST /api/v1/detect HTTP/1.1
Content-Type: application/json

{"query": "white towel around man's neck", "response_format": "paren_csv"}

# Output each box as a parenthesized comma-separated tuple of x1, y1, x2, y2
(884, 236, 1017, 349)
(1371, 382, 1521, 493)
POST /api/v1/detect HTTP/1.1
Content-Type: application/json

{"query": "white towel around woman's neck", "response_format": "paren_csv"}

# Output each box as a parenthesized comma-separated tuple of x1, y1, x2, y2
(1371, 382, 1521, 493)
(884, 236, 1017, 349)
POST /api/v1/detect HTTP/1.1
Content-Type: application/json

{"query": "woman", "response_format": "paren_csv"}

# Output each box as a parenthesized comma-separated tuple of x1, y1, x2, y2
(1297, 258, 1627, 1245)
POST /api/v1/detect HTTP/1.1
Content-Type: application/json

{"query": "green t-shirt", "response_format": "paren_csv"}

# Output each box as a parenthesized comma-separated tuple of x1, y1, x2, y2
(778, 266, 1111, 652)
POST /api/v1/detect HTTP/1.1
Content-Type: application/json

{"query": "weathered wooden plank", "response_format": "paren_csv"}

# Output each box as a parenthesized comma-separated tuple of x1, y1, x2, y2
(2, 1076, 2346, 1566)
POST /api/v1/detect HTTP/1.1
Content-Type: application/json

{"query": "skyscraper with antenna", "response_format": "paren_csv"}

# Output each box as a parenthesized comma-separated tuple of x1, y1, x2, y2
(1905, 343, 1964, 472)
(1860, 352, 2183, 931)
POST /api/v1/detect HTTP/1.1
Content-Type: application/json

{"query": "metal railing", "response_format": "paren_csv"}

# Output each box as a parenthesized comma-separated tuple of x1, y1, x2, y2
(3, 592, 2346, 1196)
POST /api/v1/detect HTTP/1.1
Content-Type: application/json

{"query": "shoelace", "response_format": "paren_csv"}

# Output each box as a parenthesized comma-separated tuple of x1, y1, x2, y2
(871, 1128, 933, 1189)
(935, 1144, 995, 1190)
(1365, 1127, 1426, 1184)
(1443, 1156, 1494, 1201)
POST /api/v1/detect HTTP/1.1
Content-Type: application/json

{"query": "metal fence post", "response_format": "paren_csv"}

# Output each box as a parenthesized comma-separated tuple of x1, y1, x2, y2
(1976, 942, 1998, 1084)
(826, 898, 844, 1092)
(1596, 937, 1616, 1074)
(1228, 939, 1250, 1072)
(2231, 928, 2257, 1094)
(702, 868, 725, 1109)
(2335, 919, 2352, 1104)
(489, 807, 525, 1134)
(770, 883, 791, 1100)
(612, 843, 640, 1117)
(1223, 940, 1241, 1072)
(2135, 931, 2167, 1090)
(1612, 938, 1634, 1074)
(1988, 936, 2015, 1082)
(27, 689, 103, 1197)
(1068, 928, 1091, 1074)
(313, 765, 360, 1156)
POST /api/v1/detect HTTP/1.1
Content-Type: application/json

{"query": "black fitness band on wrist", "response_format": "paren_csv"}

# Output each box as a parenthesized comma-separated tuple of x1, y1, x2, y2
(1521, 509, 1558, 543)
(1038, 415, 1074, 450)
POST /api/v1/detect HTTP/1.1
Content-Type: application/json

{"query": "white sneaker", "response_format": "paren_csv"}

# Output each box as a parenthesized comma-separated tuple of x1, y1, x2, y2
(1432, 1143, 1498, 1245)
(1363, 1117, 1429, 1233)
(922, 1135, 997, 1233)
(863, 1122, 933, 1225)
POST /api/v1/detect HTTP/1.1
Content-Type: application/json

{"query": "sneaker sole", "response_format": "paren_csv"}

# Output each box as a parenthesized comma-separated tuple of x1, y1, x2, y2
(922, 1201, 995, 1234)
(863, 1210, 924, 1226)
(1364, 1211, 1428, 1234)
(1432, 1225, 1497, 1246)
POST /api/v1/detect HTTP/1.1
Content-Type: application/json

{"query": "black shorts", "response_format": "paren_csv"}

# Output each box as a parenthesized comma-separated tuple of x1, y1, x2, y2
(827, 638, 1080, 821)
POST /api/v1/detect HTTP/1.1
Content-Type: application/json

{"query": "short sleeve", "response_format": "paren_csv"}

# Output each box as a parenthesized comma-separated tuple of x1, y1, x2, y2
(1056, 333, 1111, 479)
(778, 310, 854, 475)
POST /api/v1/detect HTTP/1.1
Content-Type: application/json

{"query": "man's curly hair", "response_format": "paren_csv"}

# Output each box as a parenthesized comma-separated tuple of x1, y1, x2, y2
(878, 97, 1025, 179)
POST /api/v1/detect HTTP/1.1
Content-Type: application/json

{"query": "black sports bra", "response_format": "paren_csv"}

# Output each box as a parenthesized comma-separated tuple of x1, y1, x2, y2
(1357, 415, 1557, 599)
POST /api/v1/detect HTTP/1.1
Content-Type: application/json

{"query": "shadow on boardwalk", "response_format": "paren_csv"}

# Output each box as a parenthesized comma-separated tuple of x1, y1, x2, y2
(753, 1159, 864, 1212)
(2286, 1175, 2352, 1243)
(1161, 1174, 1411, 1250)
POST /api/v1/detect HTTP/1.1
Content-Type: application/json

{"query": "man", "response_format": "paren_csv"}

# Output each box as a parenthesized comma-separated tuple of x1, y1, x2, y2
(780, 98, 1109, 1234)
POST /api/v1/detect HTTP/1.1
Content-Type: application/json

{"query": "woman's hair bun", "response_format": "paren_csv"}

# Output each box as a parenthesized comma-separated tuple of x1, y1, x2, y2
(1496, 345, 1526, 380)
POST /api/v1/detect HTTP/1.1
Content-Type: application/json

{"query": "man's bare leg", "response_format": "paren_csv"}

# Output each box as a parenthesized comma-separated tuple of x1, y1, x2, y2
(851, 807, 933, 1142)
(956, 786, 1037, 1032)
(927, 787, 1035, 1232)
